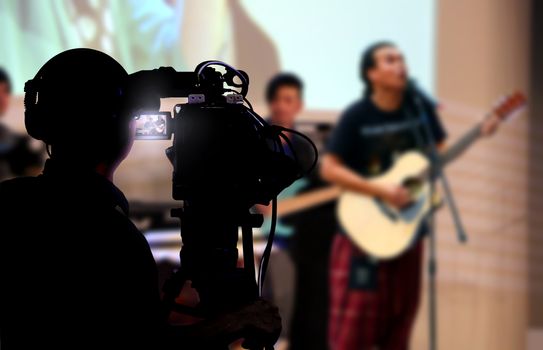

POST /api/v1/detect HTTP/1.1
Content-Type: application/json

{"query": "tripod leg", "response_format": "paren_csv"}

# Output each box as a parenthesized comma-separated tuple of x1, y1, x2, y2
(438, 172, 468, 243)
(428, 213, 437, 350)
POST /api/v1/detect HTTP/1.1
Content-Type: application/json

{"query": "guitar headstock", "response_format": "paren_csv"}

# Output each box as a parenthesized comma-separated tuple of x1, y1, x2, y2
(490, 91, 527, 122)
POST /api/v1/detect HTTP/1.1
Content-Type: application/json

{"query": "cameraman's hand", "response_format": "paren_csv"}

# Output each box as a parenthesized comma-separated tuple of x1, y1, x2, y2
(175, 298, 281, 349)
(233, 299, 282, 349)
(217, 299, 282, 349)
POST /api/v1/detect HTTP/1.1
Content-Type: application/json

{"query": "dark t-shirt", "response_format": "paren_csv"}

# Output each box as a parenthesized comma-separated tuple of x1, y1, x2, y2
(327, 97, 447, 177)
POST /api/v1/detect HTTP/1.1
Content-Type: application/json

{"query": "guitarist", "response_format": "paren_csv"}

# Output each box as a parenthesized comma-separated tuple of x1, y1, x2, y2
(320, 42, 500, 350)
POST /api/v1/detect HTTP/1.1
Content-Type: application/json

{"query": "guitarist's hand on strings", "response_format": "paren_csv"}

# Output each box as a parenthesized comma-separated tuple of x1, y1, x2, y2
(381, 184, 412, 209)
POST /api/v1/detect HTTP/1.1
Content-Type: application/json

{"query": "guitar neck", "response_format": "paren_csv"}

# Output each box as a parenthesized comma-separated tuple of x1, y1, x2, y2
(438, 122, 482, 168)
(275, 186, 341, 217)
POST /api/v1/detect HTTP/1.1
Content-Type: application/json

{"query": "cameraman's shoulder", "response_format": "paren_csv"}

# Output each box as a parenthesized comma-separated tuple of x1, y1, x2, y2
(0, 176, 42, 199)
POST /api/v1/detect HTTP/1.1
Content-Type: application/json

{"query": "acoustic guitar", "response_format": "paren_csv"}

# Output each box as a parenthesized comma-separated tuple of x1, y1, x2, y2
(337, 91, 527, 259)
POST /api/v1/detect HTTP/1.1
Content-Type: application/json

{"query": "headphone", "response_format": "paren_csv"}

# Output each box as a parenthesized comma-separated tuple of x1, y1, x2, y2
(24, 74, 49, 143)
(24, 49, 128, 147)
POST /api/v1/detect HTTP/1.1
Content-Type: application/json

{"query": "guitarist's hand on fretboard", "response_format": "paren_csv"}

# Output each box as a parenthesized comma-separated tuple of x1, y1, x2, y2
(480, 113, 501, 137)
(480, 91, 527, 137)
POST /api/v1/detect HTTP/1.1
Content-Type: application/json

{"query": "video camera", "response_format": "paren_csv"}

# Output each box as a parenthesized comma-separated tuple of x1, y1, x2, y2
(128, 61, 315, 205)
(126, 61, 317, 322)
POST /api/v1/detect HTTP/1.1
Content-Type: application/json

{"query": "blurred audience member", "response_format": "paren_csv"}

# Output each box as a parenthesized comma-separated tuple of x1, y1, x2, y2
(0, 67, 42, 181)
(260, 73, 336, 350)
(259, 73, 305, 349)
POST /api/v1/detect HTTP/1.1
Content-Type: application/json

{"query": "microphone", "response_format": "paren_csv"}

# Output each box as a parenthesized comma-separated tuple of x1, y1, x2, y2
(404, 79, 424, 118)
(405, 78, 418, 95)
(405, 78, 437, 109)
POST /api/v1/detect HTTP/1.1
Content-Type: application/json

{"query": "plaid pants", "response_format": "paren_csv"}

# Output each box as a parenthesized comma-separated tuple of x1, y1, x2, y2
(328, 234, 423, 350)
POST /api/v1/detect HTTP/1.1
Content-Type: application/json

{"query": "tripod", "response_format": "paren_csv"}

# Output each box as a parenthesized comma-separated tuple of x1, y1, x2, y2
(161, 200, 270, 349)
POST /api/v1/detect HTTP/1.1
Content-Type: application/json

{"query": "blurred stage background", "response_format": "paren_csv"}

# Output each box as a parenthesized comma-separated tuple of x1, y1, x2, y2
(1, 0, 542, 349)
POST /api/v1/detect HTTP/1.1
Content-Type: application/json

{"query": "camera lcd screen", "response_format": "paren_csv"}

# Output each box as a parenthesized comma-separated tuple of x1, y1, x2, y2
(134, 112, 171, 140)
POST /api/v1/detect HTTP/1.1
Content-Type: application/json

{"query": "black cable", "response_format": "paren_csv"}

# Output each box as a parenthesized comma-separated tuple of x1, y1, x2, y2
(246, 108, 266, 128)
(255, 128, 318, 295)
(278, 131, 300, 166)
(245, 107, 318, 297)
(243, 96, 254, 111)
(275, 131, 285, 155)
(273, 125, 319, 175)
(258, 196, 277, 296)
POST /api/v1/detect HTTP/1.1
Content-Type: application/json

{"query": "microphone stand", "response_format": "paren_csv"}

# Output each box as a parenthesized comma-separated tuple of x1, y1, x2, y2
(409, 83, 468, 350)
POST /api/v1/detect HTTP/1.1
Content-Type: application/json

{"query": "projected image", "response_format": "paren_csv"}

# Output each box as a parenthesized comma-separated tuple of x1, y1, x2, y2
(0, 0, 435, 109)
(134, 113, 171, 140)
(0, 0, 280, 102)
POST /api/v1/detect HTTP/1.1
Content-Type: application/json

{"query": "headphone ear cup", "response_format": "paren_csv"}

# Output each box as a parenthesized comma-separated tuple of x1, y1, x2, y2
(24, 80, 49, 142)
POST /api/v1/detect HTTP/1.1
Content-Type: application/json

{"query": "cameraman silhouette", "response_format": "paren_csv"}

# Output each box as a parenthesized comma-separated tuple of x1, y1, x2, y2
(0, 49, 280, 350)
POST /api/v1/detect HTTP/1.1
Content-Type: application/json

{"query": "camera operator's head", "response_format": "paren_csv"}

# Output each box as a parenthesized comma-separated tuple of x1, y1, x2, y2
(24, 48, 131, 177)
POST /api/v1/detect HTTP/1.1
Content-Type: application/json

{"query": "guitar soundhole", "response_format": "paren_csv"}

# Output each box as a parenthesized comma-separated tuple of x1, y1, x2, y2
(402, 177, 423, 197)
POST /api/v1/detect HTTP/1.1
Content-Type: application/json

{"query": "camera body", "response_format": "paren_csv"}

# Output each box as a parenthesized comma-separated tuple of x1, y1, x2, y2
(127, 62, 312, 317)
(129, 64, 299, 209)
(170, 103, 298, 207)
